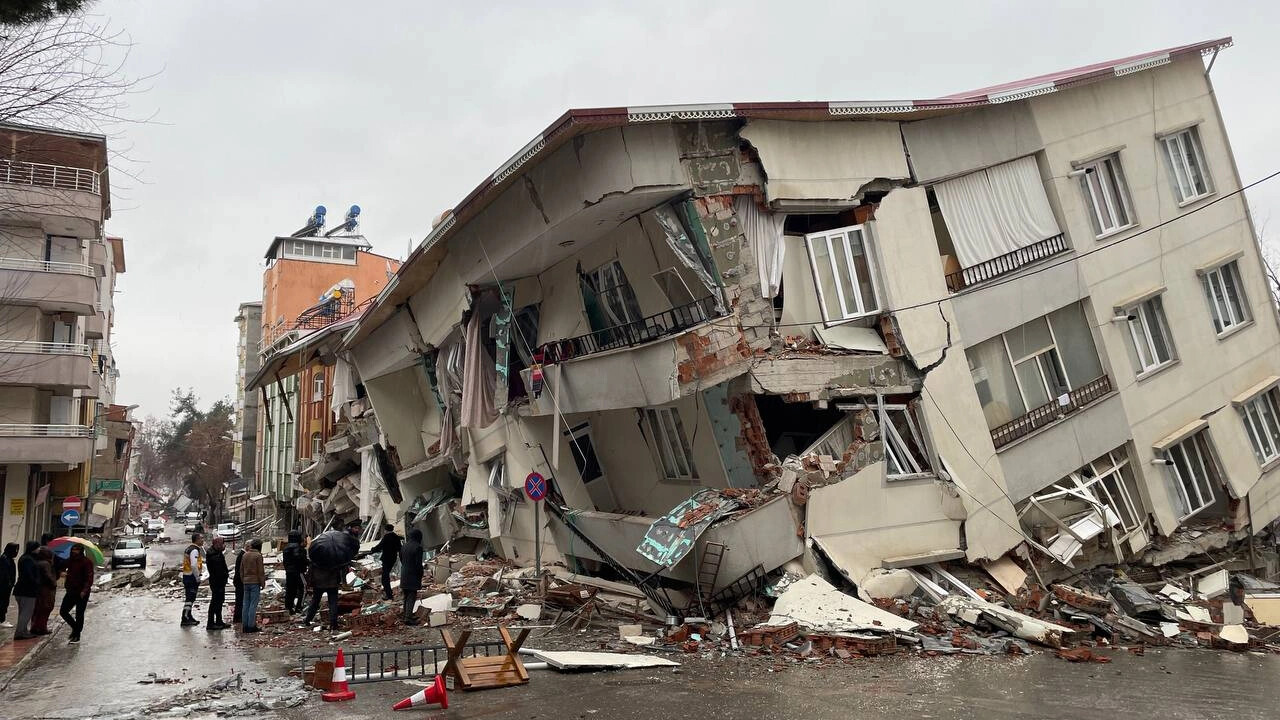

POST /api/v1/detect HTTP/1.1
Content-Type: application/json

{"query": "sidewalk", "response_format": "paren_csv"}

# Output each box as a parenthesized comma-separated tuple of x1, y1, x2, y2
(0, 594, 65, 692)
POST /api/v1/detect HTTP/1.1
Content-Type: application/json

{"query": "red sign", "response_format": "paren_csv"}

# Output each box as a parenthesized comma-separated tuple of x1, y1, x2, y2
(62, 496, 81, 511)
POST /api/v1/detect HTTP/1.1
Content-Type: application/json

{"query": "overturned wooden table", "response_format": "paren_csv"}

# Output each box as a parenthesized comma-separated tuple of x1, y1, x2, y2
(440, 625, 531, 691)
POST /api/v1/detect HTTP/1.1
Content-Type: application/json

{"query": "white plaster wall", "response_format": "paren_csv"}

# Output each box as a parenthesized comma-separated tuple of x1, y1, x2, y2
(0, 387, 37, 423)
(0, 305, 41, 342)
(363, 366, 430, 468)
(872, 186, 1024, 561)
(0, 225, 43, 260)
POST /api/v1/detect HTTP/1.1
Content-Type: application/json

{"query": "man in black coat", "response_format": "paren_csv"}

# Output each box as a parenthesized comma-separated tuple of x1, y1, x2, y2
(282, 531, 308, 614)
(0, 542, 17, 628)
(370, 524, 401, 601)
(205, 537, 231, 630)
(13, 541, 40, 639)
(399, 529, 424, 625)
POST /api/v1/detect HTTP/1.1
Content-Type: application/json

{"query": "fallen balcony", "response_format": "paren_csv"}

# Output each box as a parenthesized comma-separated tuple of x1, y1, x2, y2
(945, 233, 1069, 293)
(990, 374, 1114, 449)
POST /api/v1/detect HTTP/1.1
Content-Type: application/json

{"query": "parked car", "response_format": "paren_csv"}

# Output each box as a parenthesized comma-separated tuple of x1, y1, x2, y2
(183, 519, 197, 533)
(147, 518, 165, 532)
(215, 522, 242, 540)
(111, 537, 147, 569)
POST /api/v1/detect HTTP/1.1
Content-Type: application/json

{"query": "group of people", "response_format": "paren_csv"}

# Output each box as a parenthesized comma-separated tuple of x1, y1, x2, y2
(0, 534, 94, 643)
(171, 520, 427, 635)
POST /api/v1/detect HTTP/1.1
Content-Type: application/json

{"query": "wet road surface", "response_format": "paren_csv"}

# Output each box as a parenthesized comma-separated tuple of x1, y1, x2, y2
(2, 521, 1278, 719)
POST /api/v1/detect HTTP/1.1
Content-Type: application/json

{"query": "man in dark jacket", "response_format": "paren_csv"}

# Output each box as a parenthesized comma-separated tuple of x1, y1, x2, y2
(59, 544, 93, 643)
(205, 537, 230, 630)
(12, 541, 39, 639)
(282, 531, 308, 614)
(232, 546, 245, 625)
(399, 529, 424, 625)
(0, 542, 17, 628)
(30, 547, 55, 634)
(371, 524, 401, 601)
(302, 563, 343, 631)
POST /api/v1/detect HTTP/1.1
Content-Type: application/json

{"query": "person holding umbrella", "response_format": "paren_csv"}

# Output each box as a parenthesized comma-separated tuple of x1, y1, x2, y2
(59, 544, 93, 643)
(301, 520, 361, 631)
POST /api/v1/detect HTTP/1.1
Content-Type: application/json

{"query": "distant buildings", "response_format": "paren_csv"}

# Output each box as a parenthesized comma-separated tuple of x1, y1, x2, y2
(230, 300, 262, 521)
(0, 122, 133, 545)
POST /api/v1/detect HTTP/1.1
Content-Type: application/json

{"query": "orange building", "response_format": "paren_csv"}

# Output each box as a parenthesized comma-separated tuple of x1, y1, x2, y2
(255, 217, 400, 514)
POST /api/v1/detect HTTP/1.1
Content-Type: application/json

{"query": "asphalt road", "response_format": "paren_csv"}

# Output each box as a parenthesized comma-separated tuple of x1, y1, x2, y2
(4, 520, 1280, 719)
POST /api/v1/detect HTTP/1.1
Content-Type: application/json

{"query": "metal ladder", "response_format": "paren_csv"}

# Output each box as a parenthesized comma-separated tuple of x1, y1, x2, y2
(696, 542, 727, 603)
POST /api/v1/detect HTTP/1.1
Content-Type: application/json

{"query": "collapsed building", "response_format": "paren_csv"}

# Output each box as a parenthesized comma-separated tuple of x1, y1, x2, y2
(317, 38, 1278, 611)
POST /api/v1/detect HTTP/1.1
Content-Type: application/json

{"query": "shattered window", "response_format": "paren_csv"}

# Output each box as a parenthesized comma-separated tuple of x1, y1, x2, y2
(1240, 387, 1280, 466)
(586, 260, 643, 328)
(1024, 447, 1148, 563)
(1165, 430, 1220, 520)
(804, 224, 880, 323)
(643, 407, 697, 482)
(884, 404, 932, 478)
(486, 456, 506, 490)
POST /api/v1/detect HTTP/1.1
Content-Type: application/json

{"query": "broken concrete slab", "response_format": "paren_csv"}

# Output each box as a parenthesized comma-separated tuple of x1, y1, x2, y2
(763, 574, 916, 633)
(522, 649, 680, 670)
(1197, 569, 1229, 599)
(936, 595, 1074, 648)
(516, 604, 542, 621)
(983, 556, 1027, 595)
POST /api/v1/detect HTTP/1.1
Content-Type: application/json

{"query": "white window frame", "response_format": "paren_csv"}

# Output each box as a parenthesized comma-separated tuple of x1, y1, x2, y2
(1165, 430, 1220, 521)
(1201, 261, 1249, 335)
(1000, 322, 1071, 412)
(1240, 388, 1280, 467)
(310, 432, 323, 458)
(1078, 153, 1135, 239)
(881, 403, 934, 480)
(1161, 126, 1213, 205)
(1124, 295, 1176, 375)
(642, 406, 697, 482)
(589, 259, 643, 327)
(486, 456, 506, 489)
(312, 372, 325, 402)
(804, 224, 881, 324)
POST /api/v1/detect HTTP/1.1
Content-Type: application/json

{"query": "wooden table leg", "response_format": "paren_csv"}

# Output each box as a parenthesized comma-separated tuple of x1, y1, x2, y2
(498, 625, 532, 682)
(441, 628, 472, 688)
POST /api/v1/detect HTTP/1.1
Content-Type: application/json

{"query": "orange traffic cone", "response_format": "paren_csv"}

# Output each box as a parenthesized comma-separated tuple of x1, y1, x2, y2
(322, 648, 357, 702)
(392, 674, 448, 710)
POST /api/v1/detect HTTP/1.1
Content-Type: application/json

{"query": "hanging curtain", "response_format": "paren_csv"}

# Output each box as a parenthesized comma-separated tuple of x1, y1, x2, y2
(934, 155, 1060, 269)
(460, 311, 498, 429)
(734, 196, 786, 299)
(434, 347, 459, 465)
(330, 357, 357, 421)
(654, 204, 720, 301)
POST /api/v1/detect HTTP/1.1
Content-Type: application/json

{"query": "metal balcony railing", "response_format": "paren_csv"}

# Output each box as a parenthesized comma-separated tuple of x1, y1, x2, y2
(0, 158, 101, 194)
(0, 340, 90, 355)
(990, 374, 1113, 449)
(945, 233, 1069, 293)
(0, 256, 94, 277)
(0, 424, 95, 438)
(537, 295, 720, 363)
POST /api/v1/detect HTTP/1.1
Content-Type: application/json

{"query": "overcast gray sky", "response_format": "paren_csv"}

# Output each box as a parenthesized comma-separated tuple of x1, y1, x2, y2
(96, 0, 1280, 419)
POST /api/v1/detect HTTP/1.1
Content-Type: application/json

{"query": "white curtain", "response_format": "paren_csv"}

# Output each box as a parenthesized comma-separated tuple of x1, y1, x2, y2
(735, 196, 787, 298)
(934, 156, 1060, 269)
(460, 311, 498, 429)
(330, 357, 356, 421)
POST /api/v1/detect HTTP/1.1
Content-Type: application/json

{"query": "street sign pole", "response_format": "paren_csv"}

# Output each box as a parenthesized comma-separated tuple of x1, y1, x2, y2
(524, 472, 547, 575)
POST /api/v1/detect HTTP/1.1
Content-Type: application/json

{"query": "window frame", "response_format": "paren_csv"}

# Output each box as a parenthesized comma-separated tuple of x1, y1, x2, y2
(1124, 295, 1177, 376)
(312, 372, 325, 402)
(310, 432, 323, 458)
(1165, 430, 1220, 521)
(1201, 261, 1250, 336)
(642, 406, 697, 482)
(1078, 153, 1136, 239)
(588, 259, 644, 328)
(1000, 320, 1071, 412)
(880, 402, 935, 480)
(804, 223, 882, 325)
(1160, 126, 1213, 205)
(563, 422, 605, 484)
(1240, 387, 1280, 467)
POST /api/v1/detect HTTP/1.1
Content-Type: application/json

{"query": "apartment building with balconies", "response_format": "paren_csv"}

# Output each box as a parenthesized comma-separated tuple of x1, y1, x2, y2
(340, 37, 1280, 595)
(0, 123, 114, 547)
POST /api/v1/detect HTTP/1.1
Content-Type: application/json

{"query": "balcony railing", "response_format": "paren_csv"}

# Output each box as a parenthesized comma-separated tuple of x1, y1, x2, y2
(0, 424, 95, 438)
(945, 233, 1069, 293)
(0, 158, 101, 194)
(990, 374, 1113, 449)
(537, 295, 721, 363)
(0, 256, 94, 277)
(0, 340, 90, 355)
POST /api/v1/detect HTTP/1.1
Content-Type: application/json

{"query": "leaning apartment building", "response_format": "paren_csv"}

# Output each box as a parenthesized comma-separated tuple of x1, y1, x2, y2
(334, 38, 1280, 595)
(0, 122, 126, 547)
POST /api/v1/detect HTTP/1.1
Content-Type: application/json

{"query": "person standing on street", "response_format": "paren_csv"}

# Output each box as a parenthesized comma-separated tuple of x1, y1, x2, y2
(205, 537, 230, 631)
(302, 562, 342, 631)
(232, 545, 245, 624)
(59, 544, 93, 643)
(12, 541, 39, 639)
(371, 524, 401, 601)
(0, 543, 17, 628)
(30, 547, 55, 635)
(282, 530, 307, 614)
(180, 533, 204, 627)
(399, 529, 424, 625)
(240, 539, 265, 633)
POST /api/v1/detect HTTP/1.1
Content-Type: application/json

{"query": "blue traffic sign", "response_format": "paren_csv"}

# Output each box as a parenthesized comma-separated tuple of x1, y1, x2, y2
(61, 509, 80, 527)
(524, 472, 547, 502)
